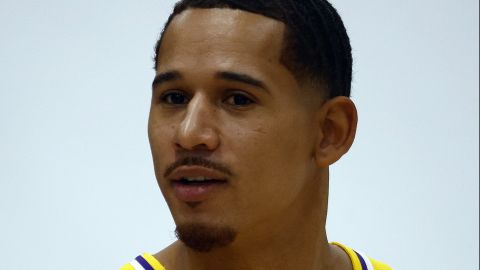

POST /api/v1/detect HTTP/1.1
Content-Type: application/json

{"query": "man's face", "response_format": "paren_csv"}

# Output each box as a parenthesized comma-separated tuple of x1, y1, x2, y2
(149, 8, 323, 248)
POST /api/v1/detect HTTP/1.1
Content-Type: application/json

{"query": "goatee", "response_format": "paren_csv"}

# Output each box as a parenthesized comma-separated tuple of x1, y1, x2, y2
(175, 223, 237, 252)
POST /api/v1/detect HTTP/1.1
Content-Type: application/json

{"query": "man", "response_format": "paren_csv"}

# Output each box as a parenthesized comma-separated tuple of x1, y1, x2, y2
(122, 0, 392, 269)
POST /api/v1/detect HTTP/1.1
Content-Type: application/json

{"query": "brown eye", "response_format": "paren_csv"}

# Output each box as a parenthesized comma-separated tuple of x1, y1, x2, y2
(225, 93, 254, 106)
(161, 92, 189, 105)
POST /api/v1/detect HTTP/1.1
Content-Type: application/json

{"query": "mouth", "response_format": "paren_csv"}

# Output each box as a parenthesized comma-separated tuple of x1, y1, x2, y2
(177, 177, 226, 185)
(169, 167, 229, 203)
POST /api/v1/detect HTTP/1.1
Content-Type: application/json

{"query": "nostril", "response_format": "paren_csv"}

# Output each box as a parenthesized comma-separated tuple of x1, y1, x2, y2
(192, 143, 212, 151)
(175, 124, 220, 151)
(175, 141, 212, 152)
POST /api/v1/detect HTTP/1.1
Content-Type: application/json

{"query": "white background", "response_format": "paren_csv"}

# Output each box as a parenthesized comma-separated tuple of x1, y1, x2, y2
(0, 0, 478, 269)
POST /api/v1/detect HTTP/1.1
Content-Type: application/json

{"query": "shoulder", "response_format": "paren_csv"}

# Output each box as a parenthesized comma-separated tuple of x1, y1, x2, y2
(332, 242, 393, 270)
(120, 253, 166, 270)
(119, 241, 182, 270)
(152, 241, 183, 269)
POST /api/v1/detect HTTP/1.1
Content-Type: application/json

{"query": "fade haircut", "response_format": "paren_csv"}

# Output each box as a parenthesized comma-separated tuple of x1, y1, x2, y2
(154, 0, 353, 98)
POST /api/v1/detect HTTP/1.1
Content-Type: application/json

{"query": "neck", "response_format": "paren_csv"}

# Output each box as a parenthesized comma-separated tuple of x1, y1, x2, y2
(158, 170, 347, 270)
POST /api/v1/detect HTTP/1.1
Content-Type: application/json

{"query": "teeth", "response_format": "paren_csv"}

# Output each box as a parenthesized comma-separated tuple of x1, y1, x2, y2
(184, 176, 208, 182)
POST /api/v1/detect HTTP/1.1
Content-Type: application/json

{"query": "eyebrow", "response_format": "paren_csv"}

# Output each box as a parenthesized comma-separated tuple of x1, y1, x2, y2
(216, 71, 268, 92)
(152, 71, 182, 88)
(151, 70, 269, 92)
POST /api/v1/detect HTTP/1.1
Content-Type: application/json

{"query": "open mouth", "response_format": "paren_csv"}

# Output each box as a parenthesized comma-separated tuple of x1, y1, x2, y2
(178, 177, 226, 185)
(172, 177, 227, 202)
(167, 165, 230, 202)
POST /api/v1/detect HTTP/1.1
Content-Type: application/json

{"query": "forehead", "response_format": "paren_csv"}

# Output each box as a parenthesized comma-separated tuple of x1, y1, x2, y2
(157, 8, 286, 71)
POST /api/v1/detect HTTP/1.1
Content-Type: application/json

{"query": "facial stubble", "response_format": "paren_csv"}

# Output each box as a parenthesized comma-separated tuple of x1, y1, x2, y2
(175, 223, 237, 252)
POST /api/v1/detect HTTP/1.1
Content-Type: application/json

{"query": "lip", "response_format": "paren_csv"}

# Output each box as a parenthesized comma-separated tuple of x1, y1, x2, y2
(168, 166, 228, 202)
(168, 166, 228, 181)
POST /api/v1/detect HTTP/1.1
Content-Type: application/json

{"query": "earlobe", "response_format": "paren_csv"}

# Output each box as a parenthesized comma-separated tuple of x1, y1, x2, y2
(314, 97, 358, 168)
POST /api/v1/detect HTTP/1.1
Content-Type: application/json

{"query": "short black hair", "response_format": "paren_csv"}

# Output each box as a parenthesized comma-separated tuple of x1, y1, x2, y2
(154, 0, 352, 98)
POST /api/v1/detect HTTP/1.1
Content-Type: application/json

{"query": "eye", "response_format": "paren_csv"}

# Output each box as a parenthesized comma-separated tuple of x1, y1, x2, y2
(224, 93, 255, 107)
(160, 91, 189, 105)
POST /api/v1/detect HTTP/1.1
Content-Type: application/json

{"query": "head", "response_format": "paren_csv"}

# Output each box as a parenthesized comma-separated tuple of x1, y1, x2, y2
(155, 0, 353, 99)
(148, 0, 357, 252)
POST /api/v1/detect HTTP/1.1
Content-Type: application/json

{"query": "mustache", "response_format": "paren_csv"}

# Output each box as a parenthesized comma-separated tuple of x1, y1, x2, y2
(163, 156, 234, 179)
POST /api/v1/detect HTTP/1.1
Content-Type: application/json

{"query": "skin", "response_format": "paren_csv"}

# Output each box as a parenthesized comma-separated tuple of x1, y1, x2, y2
(148, 8, 358, 270)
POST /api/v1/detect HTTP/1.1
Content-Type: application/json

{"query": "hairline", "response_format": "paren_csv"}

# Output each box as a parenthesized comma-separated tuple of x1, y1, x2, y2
(154, 7, 329, 98)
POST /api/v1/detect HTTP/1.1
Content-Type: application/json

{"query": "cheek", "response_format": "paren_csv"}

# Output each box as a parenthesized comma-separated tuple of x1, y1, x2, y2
(223, 116, 314, 222)
(148, 117, 176, 172)
(226, 113, 314, 187)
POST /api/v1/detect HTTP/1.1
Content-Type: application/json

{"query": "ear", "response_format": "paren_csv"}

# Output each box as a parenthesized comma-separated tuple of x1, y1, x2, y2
(314, 96, 358, 168)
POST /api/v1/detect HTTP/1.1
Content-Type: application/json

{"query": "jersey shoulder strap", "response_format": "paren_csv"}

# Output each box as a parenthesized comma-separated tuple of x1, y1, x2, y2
(120, 253, 166, 270)
(332, 242, 393, 270)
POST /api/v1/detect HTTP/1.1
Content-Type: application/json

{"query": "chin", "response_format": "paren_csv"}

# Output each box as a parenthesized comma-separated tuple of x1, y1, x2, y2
(175, 222, 237, 252)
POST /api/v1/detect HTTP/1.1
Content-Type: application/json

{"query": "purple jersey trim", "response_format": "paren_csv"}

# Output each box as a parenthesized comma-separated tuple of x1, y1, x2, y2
(135, 255, 154, 270)
(355, 251, 368, 270)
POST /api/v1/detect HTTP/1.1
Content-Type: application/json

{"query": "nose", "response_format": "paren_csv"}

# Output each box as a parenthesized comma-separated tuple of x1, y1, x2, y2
(175, 94, 220, 151)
